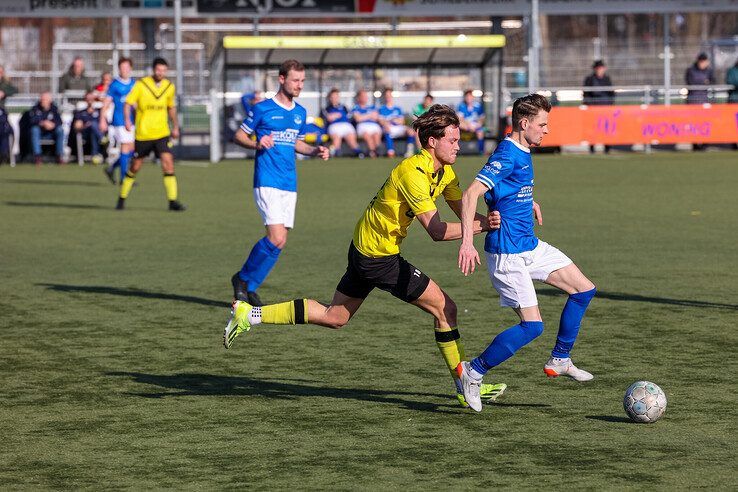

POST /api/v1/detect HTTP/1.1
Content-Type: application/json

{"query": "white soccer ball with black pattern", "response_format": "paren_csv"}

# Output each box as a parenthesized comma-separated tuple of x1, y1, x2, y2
(623, 381, 667, 423)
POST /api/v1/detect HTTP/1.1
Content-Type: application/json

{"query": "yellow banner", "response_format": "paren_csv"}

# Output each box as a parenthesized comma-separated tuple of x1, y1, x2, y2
(223, 35, 505, 50)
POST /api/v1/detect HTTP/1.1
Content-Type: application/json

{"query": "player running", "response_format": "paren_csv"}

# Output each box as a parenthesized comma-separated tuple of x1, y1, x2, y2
(224, 104, 507, 407)
(101, 57, 135, 184)
(230, 59, 330, 307)
(456, 94, 597, 412)
(116, 57, 185, 211)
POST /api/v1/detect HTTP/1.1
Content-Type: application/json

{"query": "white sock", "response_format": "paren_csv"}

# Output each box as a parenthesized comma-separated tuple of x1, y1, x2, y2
(248, 306, 262, 325)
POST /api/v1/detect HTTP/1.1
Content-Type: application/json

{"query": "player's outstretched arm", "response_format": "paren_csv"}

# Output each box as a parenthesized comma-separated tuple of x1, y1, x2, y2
(295, 140, 329, 160)
(458, 180, 489, 275)
(447, 199, 500, 232)
(123, 102, 134, 132)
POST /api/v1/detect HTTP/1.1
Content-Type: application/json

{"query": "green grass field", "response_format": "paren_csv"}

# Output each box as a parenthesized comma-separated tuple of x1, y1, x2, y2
(1, 152, 736, 489)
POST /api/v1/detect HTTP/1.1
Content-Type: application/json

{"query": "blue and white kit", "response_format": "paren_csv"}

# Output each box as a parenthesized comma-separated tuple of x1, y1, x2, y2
(476, 137, 571, 308)
(240, 97, 307, 225)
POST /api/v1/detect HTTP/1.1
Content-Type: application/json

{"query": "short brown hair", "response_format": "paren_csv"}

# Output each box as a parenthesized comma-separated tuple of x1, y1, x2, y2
(412, 104, 460, 147)
(511, 94, 551, 130)
(279, 59, 305, 78)
(118, 57, 132, 67)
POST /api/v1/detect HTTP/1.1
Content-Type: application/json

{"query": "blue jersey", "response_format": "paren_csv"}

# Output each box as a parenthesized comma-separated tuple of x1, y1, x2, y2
(323, 104, 351, 127)
(457, 101, 484, 124)
(351, 104, 379, 122)
(476, 138, 537, 254)
(241, 98, 307, 192)
(107, 77, 135, 126)
(378, 104, 403, 126)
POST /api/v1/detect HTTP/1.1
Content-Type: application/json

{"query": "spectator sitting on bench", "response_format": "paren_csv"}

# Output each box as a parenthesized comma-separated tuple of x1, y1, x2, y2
(456, 89, 486, 155)
(71, 90, 104, 164)
(378, 88, 415, 158)
(29, 91, 65, 165)
(351, 89, 382, 158)
(322, 88, 361, 157)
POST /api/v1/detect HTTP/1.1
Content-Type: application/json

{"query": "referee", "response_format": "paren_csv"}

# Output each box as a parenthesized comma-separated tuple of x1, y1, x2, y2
(117, 57, 186, 211)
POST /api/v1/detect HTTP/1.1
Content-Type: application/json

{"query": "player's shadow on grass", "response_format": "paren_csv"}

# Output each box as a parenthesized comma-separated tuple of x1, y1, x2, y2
(5, 201, 109, 210)
(1, 178, 105, 187)
(38, 283, 228, 308)
(537, 288, 738, 311)
(108, 371, 546, 414)
(586, 415, 634, 424)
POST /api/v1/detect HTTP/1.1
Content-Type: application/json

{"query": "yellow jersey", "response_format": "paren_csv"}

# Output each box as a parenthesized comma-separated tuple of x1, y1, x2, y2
(353, 149, 463, 258)
(125, 76, 176, 141)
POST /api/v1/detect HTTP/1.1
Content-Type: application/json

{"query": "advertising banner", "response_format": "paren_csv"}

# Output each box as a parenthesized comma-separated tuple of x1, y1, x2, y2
(544, 104, 738, 146)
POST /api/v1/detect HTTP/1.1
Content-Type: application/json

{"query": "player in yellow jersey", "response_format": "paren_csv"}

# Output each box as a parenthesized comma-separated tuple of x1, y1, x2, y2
(223, 105, 507, 407)
(117, 57, 185, 211)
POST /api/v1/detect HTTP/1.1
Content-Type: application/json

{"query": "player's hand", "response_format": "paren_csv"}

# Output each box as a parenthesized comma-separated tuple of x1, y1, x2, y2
(125, 121, 132, 132)
(458, 242, 481, 276)
(99, 120, 108, 133)
(533, 201, 543, 225)
(315, 145, 330, 160)
(171, 127, 180, 139)
(258, 134, 274, 150)
(487, 210, 501, 230)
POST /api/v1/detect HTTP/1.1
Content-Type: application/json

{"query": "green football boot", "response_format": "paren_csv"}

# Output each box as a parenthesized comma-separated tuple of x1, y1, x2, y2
(457, 382, 507, 408)
(223, 300, 253, 349)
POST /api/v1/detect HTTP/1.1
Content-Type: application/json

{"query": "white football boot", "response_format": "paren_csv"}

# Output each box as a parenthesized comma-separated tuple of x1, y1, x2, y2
(455, 361, 483, 412)
(544, 357, 594, 381)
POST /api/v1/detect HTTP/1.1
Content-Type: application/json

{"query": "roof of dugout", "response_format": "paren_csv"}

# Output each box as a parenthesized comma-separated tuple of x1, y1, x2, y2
(219, 35, 505, 68)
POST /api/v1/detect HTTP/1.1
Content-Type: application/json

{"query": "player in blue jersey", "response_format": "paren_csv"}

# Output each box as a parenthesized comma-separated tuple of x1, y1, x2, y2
(456, 89, 486, 155)
(322, 88, 361, 157)
(351, 89, 382, 158)
(378, 88, 415, 158)
(101, 57, 136, 184)
(456, 94, 597, 412)
(231, 59, 330, 306)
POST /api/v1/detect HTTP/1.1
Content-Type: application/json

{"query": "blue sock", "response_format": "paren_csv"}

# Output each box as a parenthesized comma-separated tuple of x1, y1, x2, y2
(477, 136, 485, 154)
(470, 321, 544, 375)
(238, 237, 282, 291)
(552, 288, 596, 358)
(118, 151, 132, 182)
(384, 133, 395, 153)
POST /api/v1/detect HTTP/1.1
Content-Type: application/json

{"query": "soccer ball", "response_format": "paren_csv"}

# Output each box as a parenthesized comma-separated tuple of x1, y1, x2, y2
(623, 381, 667, 423)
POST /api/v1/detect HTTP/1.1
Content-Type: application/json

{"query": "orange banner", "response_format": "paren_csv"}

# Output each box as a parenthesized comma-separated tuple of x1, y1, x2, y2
(544, 104, 738, 146)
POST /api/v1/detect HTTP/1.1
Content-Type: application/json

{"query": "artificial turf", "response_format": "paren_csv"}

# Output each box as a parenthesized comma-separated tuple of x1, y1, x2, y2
(1, 152, 736, 488)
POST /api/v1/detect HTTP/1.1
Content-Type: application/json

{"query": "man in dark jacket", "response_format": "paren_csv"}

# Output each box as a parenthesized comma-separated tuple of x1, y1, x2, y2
(29, 91, 65, 165)
(71, 90, 104, 163)
(0, 65, 18, 109)
(583, 60, 615, 153)
(685, 53, 715, 104)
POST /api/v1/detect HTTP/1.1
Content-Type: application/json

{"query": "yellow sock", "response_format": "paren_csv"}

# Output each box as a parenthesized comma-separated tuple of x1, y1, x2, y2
(261, 299, 309, 325)
(119, 171, 136, 199)
(435, 328, 465, 379)
(163, 174, 178, 201)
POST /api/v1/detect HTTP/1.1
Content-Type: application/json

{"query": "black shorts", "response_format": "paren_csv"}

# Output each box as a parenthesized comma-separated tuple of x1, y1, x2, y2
(336, 242, 431, 303)
(134, 137, 172, 159)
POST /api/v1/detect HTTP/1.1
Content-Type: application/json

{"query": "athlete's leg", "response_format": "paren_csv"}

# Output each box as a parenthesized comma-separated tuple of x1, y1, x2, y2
(118, 147, 143, 203)
(118, 142, 134, 180)
(158, 151, 183, 209)
(411, 279, 467, 390)
(329, 133, 343, 155)
(344, 131, 361, 156)
(468, 254, 545, 379)
(544, 263, 596, 360)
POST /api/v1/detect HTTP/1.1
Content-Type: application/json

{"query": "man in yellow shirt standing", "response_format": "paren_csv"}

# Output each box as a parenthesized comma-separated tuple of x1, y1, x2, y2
(223, 105, 507, 407)
(117, 57, 185, 211)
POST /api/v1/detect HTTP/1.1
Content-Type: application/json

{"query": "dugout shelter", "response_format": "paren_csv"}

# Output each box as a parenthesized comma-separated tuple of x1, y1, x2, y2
(209, 34, 505, 162)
